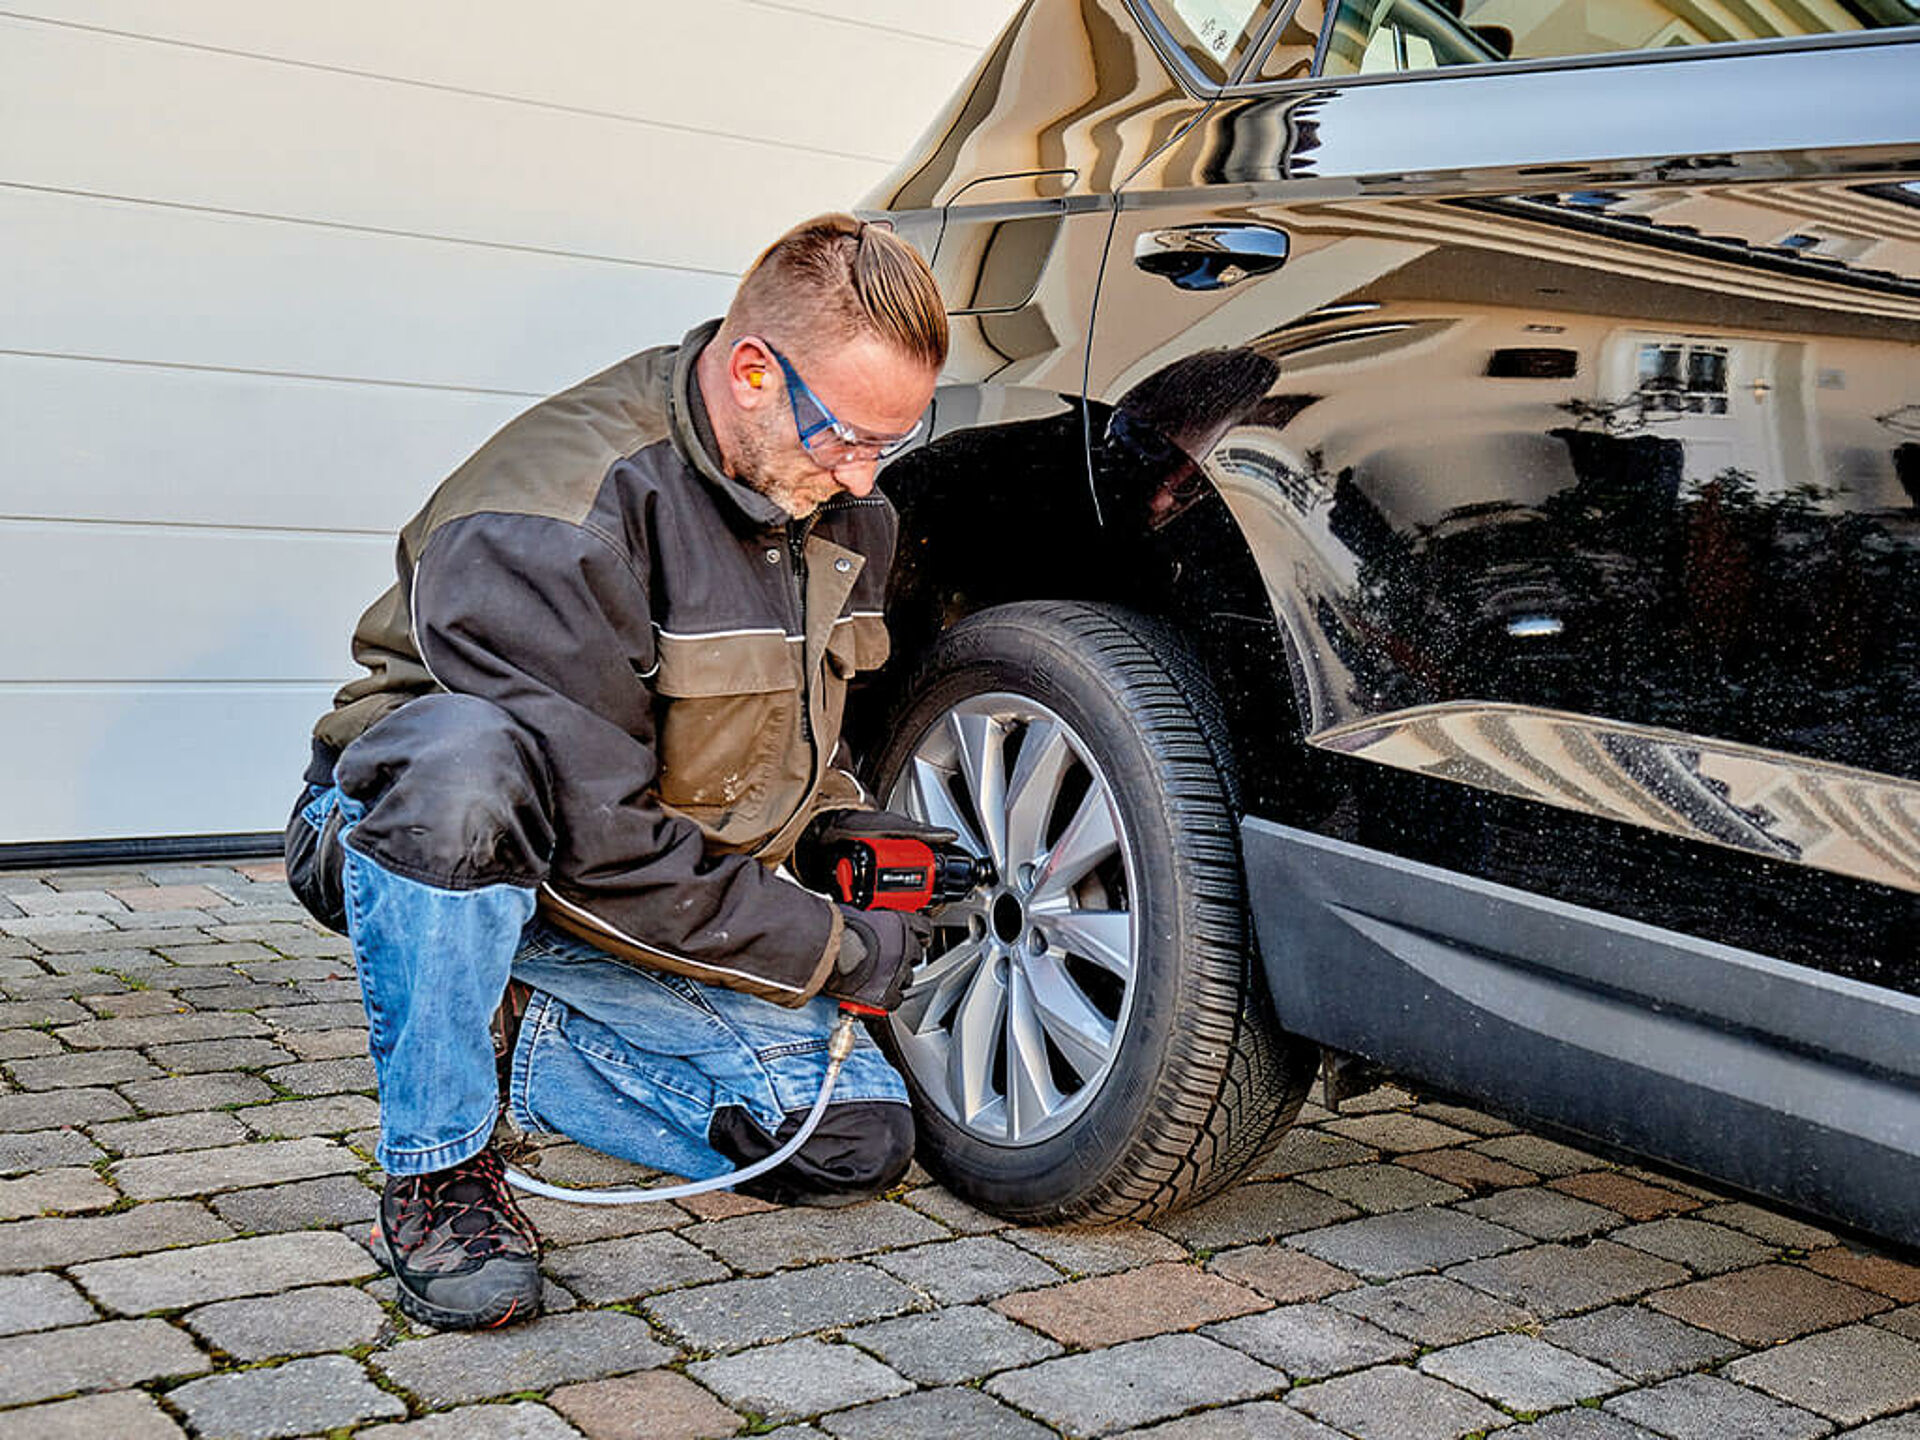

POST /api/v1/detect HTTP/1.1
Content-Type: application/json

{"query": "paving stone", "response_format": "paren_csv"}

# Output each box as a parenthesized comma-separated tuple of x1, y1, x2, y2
(1614, 1217, 1776, 1274)
(1110, 1400, 1347, 1438)
(1648, 1263, 1890, 1344)
(1206, 1299, 1418, 1379)
(149, 1038, 298, 1073)
(169, 1353, 404, 1438)
(363, 1402, 591, 1438)
(0, 1027, 60, 1059)
(1150, 1181, 1360, 1250)
(1291, 1208, 1527, 1280)
(0, 1271, 96, 1334)
(0, 912, 114, 939)
(72, 1228, 378, 1313)
(995, 1260, 1268, 1347)
(266, 1057, 377, 1093)
(185, 1283, 388, 1360)
(1337, 1084, 1419, 1113)
(1726, 1323, 1920, 1425)
(235, 1094, 380, 1139)
(1804, 1247, 1920, 1304)
(35, 945, 175, 975)
(683, 1199, 944, 1272)
(158, 940, 276, 967)
(0, 1316, 211, 1404)
(12, 889, 128, 916)
(1257, 1129, 1381, 1177)
(898, 1183, 1003, 1234)
(113, 1137, 360, 1198)
(181, 982, 309, 1012)
(0, 1197, 232, 1272)
(30, 925, 200, 955)
(689, 1336, 911, 1422)
(1285, 1363, 1508, 1440)
(7, 1047, 160, 1089)
(0, 1125, 105, 1174)
(675, 1187, 780, 1221)
(1327, 1273, 1533, 1346)
(1006, 1221, 1183, 1276)
(1542, 1302, 1745, 1381)
(1323, 1113, 1476, 1154)
(1396, 1147, 1541, 1193)
(542, 1231, 729, 1302)
(1471, 1135, 1604, 1177)
(88, 989, 196, 1016)
(1294, 1162, 1465, 1214)
(1606, 1374, 1834, 1440)
(647, 1262, 922, 1350)
(374, 1310, 669, 1405)
(93, 1110, 251, 1156)
(121, 1072, 276, 1113)
(242, 958, 357, 985)
(47, 871, 150, 891)
(1696, 1203, 1837, 1251)
(0, 1163, 116, 1218)
(848, 1303, 1061, 1385)
(1518, 1411, 1661, 1440)
(870, 1234, 1064, 1304)
(280, 1027, 370, 1060)
(987, 1332, 1286, 1434)
(1459, 1186, 1622, 1241)
(1846, 1417, 1920, 1440)
(515, 1194, 683, 1246)
(0, 970, 130, 997)
(1876, 1306, 1920, 1342)
(822, 1384, 1057, 1440)
(0, 1083, 131, 1129)
(1448, 1239, 1691, 1317)
(55, 1012, 264, 1049)
(1419, 1332, 1627, 1411)
(1552, 1172, 1701, 1221)
(547, 1369, 751, 1440)
(1208, 1245, 1365, 1303)
(0, 1389, 188, 1440)
(253, 1002, 371, 1034)
(1411, 1103, 1517, 1136)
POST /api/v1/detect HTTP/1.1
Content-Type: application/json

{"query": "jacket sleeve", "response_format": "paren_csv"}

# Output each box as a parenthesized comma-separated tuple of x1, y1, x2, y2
(409, 508, 842, 1005)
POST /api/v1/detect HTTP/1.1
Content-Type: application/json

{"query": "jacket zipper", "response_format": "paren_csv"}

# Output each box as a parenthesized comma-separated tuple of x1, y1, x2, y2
(788, 515, 818, 752)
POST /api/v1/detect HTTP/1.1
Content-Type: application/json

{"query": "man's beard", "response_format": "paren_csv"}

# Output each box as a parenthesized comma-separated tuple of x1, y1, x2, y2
(733, 411, 837, 519)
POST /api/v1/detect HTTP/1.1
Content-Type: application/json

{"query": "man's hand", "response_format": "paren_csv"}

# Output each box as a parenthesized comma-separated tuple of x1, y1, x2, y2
(794, 808, 959, 895)
(824, 907, 932, 1013)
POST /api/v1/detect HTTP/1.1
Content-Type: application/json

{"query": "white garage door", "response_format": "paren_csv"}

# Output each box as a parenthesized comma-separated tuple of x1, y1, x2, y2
(1, 0, 1016, 853)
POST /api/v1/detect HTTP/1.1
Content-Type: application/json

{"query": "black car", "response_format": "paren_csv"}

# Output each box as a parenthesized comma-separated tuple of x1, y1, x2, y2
(849, 0, 1920, 1243)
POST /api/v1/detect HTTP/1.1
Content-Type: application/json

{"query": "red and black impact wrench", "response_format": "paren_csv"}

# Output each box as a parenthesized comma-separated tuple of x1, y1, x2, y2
(827, 836, 993, 1015)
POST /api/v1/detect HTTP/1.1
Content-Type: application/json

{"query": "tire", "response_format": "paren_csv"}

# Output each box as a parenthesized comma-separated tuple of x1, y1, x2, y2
(870, 600, 1320, 1223)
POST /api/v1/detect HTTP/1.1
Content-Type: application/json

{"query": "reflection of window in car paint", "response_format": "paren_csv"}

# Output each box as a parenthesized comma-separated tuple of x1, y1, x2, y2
(1136, 0, 1272, 83)
(1291, 0, 1919, 80)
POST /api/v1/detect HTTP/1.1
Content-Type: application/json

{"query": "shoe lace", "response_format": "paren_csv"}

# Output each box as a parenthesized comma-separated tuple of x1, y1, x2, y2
(397, 1149, 537, 1259)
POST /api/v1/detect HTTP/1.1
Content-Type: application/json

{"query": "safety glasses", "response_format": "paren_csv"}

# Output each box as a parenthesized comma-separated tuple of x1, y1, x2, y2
(758, 339, 923, 463)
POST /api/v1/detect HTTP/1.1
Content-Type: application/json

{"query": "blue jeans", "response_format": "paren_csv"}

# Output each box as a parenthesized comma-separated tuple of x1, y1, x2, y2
(297, 781, 910, 1183)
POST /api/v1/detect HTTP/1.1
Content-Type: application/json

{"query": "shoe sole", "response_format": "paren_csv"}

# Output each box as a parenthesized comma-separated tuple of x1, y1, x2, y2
(369, 1224, 541, 1331)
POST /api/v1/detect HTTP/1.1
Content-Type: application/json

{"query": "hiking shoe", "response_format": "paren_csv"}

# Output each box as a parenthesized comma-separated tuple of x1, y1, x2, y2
(371, 1148, 542, 1329)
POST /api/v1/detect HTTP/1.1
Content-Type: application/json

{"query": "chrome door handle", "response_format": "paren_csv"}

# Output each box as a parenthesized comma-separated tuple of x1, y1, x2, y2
(1133, 223, 1289, 290)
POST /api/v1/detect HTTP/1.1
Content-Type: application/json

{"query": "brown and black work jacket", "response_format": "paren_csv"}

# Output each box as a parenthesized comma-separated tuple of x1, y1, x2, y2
(314, 320, 892, 1004)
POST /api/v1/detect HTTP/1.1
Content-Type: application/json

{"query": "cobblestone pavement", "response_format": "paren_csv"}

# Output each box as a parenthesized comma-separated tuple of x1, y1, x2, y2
(3, 861, 1918, 1439)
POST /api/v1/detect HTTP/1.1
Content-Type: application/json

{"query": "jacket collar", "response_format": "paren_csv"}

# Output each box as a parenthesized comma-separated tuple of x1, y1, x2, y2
(669, 318, 791, 532)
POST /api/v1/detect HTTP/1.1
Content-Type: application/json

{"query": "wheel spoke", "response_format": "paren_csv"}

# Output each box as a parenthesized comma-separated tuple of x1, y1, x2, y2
(1003, 717, 1074, 866)
(946, 952, 1008, 1130)
(1032, 908, 1133, 980)
(1004, 964, 1065, 1138)
(1030, 786, 1120, 905)
(1020, 952, 1116, 1081)
(905, 757, 986, 859)
(948, 711, 1009, 869)
(897, 935, 987, 1033)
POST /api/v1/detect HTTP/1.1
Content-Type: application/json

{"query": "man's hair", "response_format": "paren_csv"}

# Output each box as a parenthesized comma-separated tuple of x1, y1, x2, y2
(727, 214, 948, 371)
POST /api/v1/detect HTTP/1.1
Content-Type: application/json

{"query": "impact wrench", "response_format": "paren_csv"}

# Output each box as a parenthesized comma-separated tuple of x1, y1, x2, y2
(503, 836, 991, 1205)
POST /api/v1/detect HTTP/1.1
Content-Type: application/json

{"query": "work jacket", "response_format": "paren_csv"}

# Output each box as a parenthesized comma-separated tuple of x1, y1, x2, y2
(313, 320, 894, 1004)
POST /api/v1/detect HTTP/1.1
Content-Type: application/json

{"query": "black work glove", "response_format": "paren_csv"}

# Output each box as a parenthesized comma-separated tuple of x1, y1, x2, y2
(825, 906, 933, 1013)
(792, 807, 959, 895)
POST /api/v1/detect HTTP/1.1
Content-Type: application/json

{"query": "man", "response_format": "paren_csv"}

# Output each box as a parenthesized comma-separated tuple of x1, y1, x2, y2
(284, 215, 949, 1330)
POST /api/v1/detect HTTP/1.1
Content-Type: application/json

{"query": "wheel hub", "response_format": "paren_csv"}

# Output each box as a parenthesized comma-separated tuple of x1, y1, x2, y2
(990, 890, 1025, 943)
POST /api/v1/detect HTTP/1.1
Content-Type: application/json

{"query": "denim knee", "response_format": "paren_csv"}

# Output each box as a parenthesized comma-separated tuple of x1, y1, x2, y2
(334, 694, 556, 890)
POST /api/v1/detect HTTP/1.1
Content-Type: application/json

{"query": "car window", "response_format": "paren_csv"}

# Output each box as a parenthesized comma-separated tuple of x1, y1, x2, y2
(1138, 0, 1276, 84)
(1274, 0, 1918, 79)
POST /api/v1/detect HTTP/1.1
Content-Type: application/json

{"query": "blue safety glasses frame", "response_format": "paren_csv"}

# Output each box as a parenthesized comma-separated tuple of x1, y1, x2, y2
(757, 339, 924, 463)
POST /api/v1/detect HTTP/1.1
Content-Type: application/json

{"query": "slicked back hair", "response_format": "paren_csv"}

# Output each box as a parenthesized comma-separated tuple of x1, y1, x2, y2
(727, 214, 948, 372)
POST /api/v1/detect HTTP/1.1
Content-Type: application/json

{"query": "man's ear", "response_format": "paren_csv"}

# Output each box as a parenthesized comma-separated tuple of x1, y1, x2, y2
(727, 337, 774, 407)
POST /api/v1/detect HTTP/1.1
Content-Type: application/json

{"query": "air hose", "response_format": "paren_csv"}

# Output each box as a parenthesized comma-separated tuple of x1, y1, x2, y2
(499, 1009, 861, 1206)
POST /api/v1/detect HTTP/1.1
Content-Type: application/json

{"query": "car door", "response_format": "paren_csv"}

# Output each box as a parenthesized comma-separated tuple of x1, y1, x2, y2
(1087, 0, 1920, 1230)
